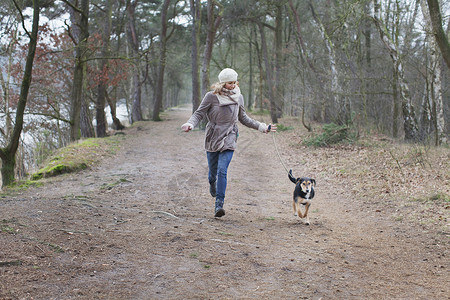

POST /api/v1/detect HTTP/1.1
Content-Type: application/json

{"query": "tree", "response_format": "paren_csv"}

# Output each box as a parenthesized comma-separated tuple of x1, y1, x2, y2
(201, 0, 222, 99)
(426, 0, 450, 69)
(0, 0, 40, 186)
(421, 0, 446, 145)
(127, 0, 143, 123)
(152, 0, 174, 121)
(65, 0, 93, 141)
(372, 0, 419, 141)
(95, 0, 113, 137)
(310, 1, 350, 125)
(190, 0, 201, 113)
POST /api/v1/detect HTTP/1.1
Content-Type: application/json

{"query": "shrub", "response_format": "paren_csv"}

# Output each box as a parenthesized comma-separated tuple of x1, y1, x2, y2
(303, 123, 357, 147)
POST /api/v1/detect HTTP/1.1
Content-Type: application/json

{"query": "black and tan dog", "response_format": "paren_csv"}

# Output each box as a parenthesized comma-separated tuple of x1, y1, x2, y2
(288, 169, 316, 225)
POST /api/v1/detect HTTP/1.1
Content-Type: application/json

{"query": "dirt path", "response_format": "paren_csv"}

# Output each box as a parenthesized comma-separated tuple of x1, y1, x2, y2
(1, 105, 448, 299)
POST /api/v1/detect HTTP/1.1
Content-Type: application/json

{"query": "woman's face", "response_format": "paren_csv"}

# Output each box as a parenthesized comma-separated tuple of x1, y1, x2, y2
(224, 81, 236, 90)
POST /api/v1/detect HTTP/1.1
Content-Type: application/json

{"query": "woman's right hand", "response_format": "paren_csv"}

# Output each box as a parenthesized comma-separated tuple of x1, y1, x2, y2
(181, 123, 193, 132)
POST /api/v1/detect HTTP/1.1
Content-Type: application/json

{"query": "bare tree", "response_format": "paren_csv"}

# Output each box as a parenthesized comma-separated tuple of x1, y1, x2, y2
(190, 0, 201, 113)
(426, 0, 450, 69)
(66, 0, 93, 141)
(0, 0, 39, 186)
(372, 0, 419, 141)
(257, 20, 277, 124)
(95, 0, 113, 137)
(152, 0, 172, 121)
(127, 0, 143, 123)
(310, 1, 350, 125)
(421, 0, 446, 145)
(201, 0, 222, 98)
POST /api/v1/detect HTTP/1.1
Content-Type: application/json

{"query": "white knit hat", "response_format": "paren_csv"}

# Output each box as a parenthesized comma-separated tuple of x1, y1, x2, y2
(218, 68, 238, 83)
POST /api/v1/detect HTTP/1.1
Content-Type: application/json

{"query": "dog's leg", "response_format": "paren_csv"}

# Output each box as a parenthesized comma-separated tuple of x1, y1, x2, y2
(303, 202, 311, 225)
(292, 195, 298, 216)
(292, 199, 297, 216)
(296, 203, 304, 219)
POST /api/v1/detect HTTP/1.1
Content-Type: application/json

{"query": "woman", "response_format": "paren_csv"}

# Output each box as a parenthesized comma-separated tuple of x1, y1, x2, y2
(181, 68, 276, 217)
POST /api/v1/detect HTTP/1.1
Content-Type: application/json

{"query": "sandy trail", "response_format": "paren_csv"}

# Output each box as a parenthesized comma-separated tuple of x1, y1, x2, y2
(0, 105, 447, 299)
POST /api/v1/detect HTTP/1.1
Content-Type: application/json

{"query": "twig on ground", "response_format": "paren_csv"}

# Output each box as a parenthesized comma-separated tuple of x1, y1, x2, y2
(388, 150, 405, 182)
(150, 211, 179, 219)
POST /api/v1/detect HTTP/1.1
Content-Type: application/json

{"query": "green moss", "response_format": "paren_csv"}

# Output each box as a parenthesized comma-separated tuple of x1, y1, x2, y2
(1, 224, 15, 234)
(30, 135, 125, 181)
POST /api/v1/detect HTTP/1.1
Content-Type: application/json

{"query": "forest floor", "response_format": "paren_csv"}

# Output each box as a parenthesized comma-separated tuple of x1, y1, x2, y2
(0, 105, 449, 299)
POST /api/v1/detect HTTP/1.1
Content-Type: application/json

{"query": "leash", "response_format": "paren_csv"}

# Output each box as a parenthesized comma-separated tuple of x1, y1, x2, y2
(268, 125, 291, 176)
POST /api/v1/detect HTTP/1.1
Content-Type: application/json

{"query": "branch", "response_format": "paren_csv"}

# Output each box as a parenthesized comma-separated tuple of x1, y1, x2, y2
(64, 18, 77, 44)
(61, 0, 83, 14)
(25, 112, 71, 124)
(426, 0, 450, 69)
(150, 211, 179, 219)
(12, 0, 31, 38)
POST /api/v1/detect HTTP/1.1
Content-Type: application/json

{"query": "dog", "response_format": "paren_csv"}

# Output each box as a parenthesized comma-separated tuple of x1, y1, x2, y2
(288, 169, 316, 225)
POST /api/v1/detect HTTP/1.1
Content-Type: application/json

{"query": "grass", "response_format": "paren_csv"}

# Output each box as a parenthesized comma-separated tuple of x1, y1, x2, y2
(100, 178, 131, 190)
(31, 135, 125, 181)
(1, 218, 25, 234)
(303, 123, 358, 147)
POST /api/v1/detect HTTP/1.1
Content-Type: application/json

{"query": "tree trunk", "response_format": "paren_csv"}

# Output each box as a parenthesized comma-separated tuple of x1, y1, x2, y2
(392, 64, 400, 138)
(96, 0, 113, 137)
(152, 0, 171, 121)
(288, 0, 325, 123)
(373, 0, 419, 141)
(426, 0, 450, 69)
(0, 26, 17, 141)
(80, 96, 94, 137)
(421, 0, 447, 145)
(274, 2, 283, 118)
(69, 0, 91, 141)
(0, 0, 39, 186)
(257, 21, 277, 124)
(127, 0, 143, 123)
(190, 0, 201, 113)
(106, 91, 125, 130)
(248, 26, 253, 110)
(201, 0, 222, 99)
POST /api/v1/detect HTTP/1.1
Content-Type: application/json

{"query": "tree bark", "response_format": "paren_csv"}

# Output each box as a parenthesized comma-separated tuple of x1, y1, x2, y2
(190, 0, 201, 113)
(373, 0, 419, 141)
(310, 1, 349, 125)
(421, 0, 446, 145)
(426, 0, 450, 69)
(152, 0, 171, 121)
(0, 26, 17, 141)
(127, 0, 143, 123)
(96, 0, 113, 137)
(201, 0, 222, 99)
(106, 91, 125, 130)
(0, 0, 39, 186)
(69, 0, 91, 141)
(392, 64, 400, 138)
(274, 3, 283, 118)
(257, 20, 277, 124)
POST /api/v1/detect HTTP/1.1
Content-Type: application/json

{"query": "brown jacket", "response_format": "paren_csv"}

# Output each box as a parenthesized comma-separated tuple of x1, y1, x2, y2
(186, 91, 266, 152)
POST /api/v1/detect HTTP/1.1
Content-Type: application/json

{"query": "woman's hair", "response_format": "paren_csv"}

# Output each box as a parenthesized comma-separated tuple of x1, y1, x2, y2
(211, 82, 226, 94)
(210, 81, 239, 94)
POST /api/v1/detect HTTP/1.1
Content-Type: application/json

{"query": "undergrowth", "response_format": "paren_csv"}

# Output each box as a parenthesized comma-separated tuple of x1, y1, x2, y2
(303, 123, 358, 147)
(30, 135, 124, 181)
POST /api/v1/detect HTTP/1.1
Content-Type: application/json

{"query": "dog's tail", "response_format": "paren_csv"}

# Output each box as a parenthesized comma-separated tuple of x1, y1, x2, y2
(288, 169, 297, 184)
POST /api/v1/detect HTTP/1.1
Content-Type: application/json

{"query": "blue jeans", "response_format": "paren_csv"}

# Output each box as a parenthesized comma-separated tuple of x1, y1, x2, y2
(207, 150, 234, 210)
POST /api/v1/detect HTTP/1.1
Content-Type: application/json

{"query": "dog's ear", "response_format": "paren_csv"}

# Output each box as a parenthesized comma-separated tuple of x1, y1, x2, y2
(311, 179, 316, 186)
(288, 169, 297, 184)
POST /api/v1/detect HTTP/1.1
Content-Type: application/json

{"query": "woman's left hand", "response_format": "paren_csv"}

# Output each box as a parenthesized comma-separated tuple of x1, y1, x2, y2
(265, 124, 277, 133)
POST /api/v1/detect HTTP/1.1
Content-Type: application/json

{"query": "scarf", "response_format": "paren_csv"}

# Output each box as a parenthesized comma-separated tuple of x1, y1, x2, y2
(217, 86, 241, 106)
